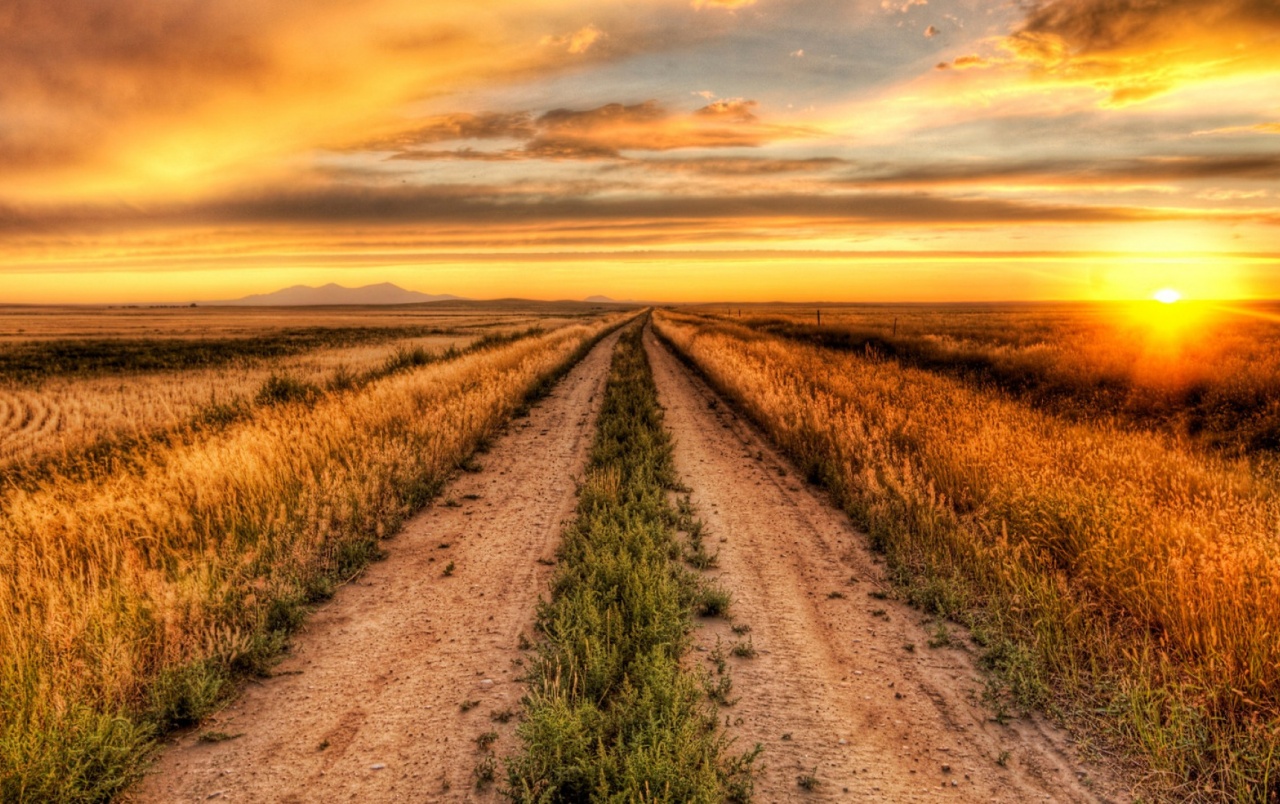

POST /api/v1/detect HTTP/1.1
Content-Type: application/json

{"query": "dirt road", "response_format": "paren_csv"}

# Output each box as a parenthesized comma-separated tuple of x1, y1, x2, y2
(644, 328, 1126, 802)
(133, 322, 1125, 803)
(132, 329, 622, 803)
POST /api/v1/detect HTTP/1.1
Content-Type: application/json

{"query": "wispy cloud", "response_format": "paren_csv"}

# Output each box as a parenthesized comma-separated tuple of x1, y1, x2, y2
(836, 154, 1280, 189)
(367, 99, 812, 161)
(541, 24, 605, 54)
(691, 0, 758, 10)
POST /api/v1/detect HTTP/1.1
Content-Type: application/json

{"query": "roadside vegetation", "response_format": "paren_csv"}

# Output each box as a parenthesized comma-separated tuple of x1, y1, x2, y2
(701, 302, 1280, 456)
(0, 325, 564, 474)
(507, 324, 755, 802)
(0, 326, 461, 382)
(1, 327, 549, 490)
(0, 313, 629, 803)
(654, 309, 1280, 802)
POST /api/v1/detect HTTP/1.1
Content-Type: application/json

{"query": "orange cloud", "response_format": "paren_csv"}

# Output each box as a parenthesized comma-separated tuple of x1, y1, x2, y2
(0, 1, 669, 204)
(541, 24, 605, 54)
(881, 0, 927, 12)
(691, 0, 758, 10)
(374, 100, 810, 160)
(1198, 122, 1280, 136)
(942, 0, 1280, 106)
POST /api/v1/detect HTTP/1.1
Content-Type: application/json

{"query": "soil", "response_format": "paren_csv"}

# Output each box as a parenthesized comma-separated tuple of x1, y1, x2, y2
(130, 329, 622, 803)
(131, 324, 1130, 802)
(643, 327, 1129, 803)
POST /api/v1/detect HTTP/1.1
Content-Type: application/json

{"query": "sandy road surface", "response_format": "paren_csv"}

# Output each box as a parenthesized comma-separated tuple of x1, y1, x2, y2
(644, 328, 1127, 803)
(132, 329, 622, 804)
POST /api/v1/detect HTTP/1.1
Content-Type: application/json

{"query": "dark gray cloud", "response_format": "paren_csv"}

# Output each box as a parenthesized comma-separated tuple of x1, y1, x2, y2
(0, 185, 1241, 238)
(366, 113, 537, 149)
(837, 154, 1280, 187)
(624, 157, 848, 176)
(365, 99, 806, 162)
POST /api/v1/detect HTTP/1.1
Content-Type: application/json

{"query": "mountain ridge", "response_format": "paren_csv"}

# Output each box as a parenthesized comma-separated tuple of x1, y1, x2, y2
(206, 283, 463, 306)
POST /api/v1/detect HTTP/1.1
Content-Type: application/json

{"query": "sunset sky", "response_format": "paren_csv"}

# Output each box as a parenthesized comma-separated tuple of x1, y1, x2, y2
(2, 0, 1278, 303)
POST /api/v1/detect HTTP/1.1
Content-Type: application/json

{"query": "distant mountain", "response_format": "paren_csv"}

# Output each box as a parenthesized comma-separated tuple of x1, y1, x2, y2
(584, 295, 650, 305)
(212, 283, 463, 306)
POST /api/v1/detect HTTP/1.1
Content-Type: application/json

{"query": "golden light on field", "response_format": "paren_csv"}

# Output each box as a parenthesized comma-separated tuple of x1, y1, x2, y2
(1154, 288, 1182, 304)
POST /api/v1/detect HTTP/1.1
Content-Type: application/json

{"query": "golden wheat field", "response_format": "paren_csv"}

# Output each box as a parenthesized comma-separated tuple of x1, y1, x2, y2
(686, 301, 1280, 456)
(0, 304, 601, 471)
(654, 307, 1280, 800)
(0, 303, 628, 801)
(7, 299, 1280, 803)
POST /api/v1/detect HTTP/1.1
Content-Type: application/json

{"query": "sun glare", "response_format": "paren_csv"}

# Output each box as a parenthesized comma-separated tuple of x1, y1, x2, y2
(1154, 288, 1182, 304)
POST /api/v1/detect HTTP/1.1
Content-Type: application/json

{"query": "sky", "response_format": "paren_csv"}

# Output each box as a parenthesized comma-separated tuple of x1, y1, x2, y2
(1, 0, 1279, 303)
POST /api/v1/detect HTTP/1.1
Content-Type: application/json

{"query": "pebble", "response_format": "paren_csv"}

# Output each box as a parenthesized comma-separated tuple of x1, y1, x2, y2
(370, 763, 386, 771)
(478, 679, 494, 689)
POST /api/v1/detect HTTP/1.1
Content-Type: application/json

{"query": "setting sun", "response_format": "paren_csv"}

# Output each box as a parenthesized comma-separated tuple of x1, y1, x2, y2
(1154, 288, 1183, 304)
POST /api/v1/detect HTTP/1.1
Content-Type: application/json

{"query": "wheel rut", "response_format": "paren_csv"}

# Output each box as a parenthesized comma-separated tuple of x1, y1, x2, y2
(131, 329, 623, 803)
(644, 327, 1123, 803)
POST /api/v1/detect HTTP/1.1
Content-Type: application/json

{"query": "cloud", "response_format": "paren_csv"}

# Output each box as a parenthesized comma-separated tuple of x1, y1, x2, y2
(0, 0, 699, 202)
(694, 99, 759, 122)
(944, 0, 1280, 106)
(936, 54, 991, 70)
(0, 186, 1205, 245)
(371, 99, 810, 161)
(691, 0, 758, 9)
(836, 154, 1280, 188)
(541, 24, 604, 54)
(1197, 189, 1270, 201)
(881, 0, 927, 12)
(629, 157, 848, 176)
(1196, 122, 1280, 136)
(364, 113, 537, 148)
(387, 148, 523, 162)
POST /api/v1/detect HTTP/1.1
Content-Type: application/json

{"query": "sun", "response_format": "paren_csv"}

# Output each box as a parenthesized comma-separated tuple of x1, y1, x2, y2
(1153, 288, 1182, 304)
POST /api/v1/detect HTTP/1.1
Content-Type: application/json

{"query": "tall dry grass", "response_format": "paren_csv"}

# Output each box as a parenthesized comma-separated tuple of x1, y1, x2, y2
(0, 314, 627, 802)
(0, 333, 482, 470)
(707, 302, 1280, 455)
(654, 310, 1280, 801)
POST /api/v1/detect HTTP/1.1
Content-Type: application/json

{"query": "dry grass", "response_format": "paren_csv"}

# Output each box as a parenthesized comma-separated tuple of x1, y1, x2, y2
(0, 334, 483, 469)
(692, 301, 1280, 455)
(0, 312, 628, 802)
(655, 309, 1280, 802)
(0, 304, 606, 471)
(0, 302, 597, 342)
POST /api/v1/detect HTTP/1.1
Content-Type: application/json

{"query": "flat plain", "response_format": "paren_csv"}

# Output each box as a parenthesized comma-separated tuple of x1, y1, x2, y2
(4, 300, 1278, 802)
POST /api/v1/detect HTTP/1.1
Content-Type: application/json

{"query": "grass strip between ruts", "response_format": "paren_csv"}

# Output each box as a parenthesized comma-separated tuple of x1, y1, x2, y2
(506, 323, 756, 803)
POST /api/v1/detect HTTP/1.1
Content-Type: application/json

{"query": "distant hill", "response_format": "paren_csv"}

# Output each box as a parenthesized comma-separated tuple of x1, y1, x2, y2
(584, 295, 650, 305)
(210, 283, 463, 306)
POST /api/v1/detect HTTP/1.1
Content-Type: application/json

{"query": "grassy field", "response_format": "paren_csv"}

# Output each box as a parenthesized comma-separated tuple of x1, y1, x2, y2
(687, 301, 1280, 457)
(508, 324, 754, 802)
(0, 303, 604, 475)
(655, 309, 1280, 802)
(0, 307, 630, 803)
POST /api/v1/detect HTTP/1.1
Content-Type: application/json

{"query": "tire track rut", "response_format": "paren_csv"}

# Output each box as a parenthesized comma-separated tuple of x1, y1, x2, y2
(645, 327, 1126, 803)
(132, 329, 622, 803)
